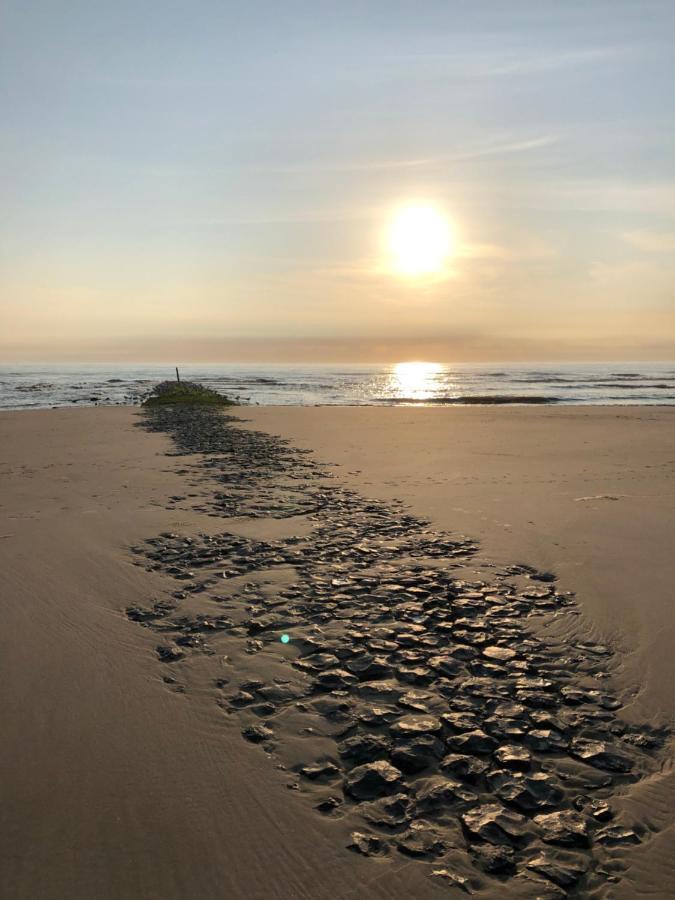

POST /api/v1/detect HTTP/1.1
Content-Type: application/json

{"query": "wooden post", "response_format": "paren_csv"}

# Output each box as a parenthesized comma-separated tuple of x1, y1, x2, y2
(176, 367, 180, 382)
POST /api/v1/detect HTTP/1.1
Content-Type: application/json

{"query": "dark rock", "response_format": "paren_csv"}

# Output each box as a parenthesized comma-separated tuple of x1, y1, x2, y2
(534, 811, 591, 847)
(523, 729, 568, 752)
(390, 714, 442, 738)
(595, 825, 641, 845)
(493, 772, 564, 812)
(313, 668, 358, 690)
(315, 796, 342, 814)
(415, 777, 477, 812)
(569, 737, 633, 772)
(440, 754, 489, 782)
(526, 853, 587, 889)
(300, 761, 340, 780)
(493, 745, 532, 771)
(156, 644, 184, 663)
(449, 729, 498, 755)
(241, 723, 274, 744)
(461, 804, 529, 846)
(338, 733, 391, 764)
(396, 823, 445, 858)
(469, 843, 516, 875)
(361, 793, 413, 828)
(344, 761, 405, 800)
(391, 734, 445, 773)
(348, 831, 389, 857)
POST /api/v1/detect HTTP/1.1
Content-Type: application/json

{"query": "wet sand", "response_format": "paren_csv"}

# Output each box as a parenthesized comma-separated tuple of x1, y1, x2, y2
(1, 405, 674, 899)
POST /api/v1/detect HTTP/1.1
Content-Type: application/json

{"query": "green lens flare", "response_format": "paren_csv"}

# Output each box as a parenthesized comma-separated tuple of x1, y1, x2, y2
(280, 633, 290, 644)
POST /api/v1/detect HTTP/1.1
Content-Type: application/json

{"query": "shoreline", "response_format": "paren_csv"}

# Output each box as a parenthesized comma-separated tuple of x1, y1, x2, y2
(1, 406, 674, 898)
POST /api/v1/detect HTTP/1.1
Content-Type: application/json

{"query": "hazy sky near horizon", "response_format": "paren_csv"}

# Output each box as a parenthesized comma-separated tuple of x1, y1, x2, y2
(2, 1, 675, 362)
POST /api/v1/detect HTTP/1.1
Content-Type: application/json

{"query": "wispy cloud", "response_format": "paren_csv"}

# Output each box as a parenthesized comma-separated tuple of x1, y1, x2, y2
(233, 134, 558, 176)
(622, 230, 675, 253)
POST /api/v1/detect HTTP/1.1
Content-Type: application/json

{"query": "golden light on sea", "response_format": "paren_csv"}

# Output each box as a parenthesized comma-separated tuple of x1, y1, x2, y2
(386, 204, 453, 277)
(392, 361, 443, 399)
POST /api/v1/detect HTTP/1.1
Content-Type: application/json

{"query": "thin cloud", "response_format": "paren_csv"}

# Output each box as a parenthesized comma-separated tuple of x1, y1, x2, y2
(622, 230, 675, 253)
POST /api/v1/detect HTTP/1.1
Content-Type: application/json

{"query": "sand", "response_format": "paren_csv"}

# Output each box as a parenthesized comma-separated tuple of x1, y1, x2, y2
(1, 405, 673, 899)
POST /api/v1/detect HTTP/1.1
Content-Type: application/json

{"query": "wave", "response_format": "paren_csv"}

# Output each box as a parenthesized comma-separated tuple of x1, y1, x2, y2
(377, 395, 559, 405)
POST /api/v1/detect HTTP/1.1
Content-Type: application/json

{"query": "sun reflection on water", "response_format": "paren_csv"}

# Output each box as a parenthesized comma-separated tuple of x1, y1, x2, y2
(390, 361, 443, 400)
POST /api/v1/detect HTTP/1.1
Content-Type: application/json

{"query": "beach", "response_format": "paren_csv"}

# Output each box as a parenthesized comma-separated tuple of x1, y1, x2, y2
(1, 405, 674, 899)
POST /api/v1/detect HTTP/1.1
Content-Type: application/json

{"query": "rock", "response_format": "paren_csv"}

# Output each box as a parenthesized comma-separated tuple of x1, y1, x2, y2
(315, 796, 342, 814)
(361, 793, 413, 828)
(344, 761, 405, 800)
(523, 729, 568, 752)
(396, 823, 445, 858)
(390, 714, 442, 738)
(461, 804, 529, 846)
(346, 654, 392, 680)
(595, 825, 641, 845)
(348, 831, 389, 857)
(391, 734, 445, 773)
(313, 668, 358, 690)
(156, 644, 184, 662)
(398, 690, 433, 712)
(441, 712, 481, 733)
(526, 853, 587, 889)
(469, 843, 516, 874)
(449, 729, 498, 755)
(569, 737, 633, 772)
(241, 724, 274, 744)
(415, 777, 477, 812)
(534, 811, 590, 847)
(300, 761, 340, 780)
(357, 705, 399, 727)
(493, 744, 532, 771)
(440, 754, 489, 782)
(494, 773, 564, 812)
(483, 645, 517, 662)
(338, 733, 391, 764)
(431, 870, 472, 893)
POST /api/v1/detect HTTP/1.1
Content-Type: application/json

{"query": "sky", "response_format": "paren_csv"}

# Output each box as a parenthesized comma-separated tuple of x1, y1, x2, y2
(1, 0, 675, 363)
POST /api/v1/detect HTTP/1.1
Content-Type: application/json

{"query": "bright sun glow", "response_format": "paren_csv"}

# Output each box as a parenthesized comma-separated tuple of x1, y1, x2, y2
(392, 361, 443, 399)
(387, 205, 453, 276)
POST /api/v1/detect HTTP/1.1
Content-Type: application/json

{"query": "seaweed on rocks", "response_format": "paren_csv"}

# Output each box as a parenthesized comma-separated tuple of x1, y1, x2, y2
(129, 403, 669, 895)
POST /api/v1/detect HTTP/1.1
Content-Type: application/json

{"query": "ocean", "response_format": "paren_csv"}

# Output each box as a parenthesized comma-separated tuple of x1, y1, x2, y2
(1, 362, 674, 410)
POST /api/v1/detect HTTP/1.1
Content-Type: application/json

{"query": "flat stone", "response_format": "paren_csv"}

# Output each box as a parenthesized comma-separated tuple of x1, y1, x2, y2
(595, 825, 641, 846)
(391, 734, 445, 773)
(534, 811, 591, 847)
(493, 745, 532, 771)
(396, 823, 445, 858)
(449, 729, 498, 755)
(523, 729, 569, 752)
(440, 754, 489, 782)
(390, 714, 442, 738)
(338, 733, 391, 764)
(569, 737, 633, 772)
(415, 777, 477, 812)
(300, 761, 340, 780)
(344, 761, 405, 800)
(461, 804, 529, 846)
(313, 668, 358, 690)
(526, 853, 587, 889)
(470, 843, 516, 874)
(483, 645, 517, 662)
(494, 772, 564, 812)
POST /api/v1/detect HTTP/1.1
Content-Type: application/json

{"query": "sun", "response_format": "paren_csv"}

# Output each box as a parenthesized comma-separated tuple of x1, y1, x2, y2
(387, 204, 453, 277)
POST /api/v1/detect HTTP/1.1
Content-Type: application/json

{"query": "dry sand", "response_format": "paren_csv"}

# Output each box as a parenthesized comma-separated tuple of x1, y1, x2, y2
(1, 405, 673, 899)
